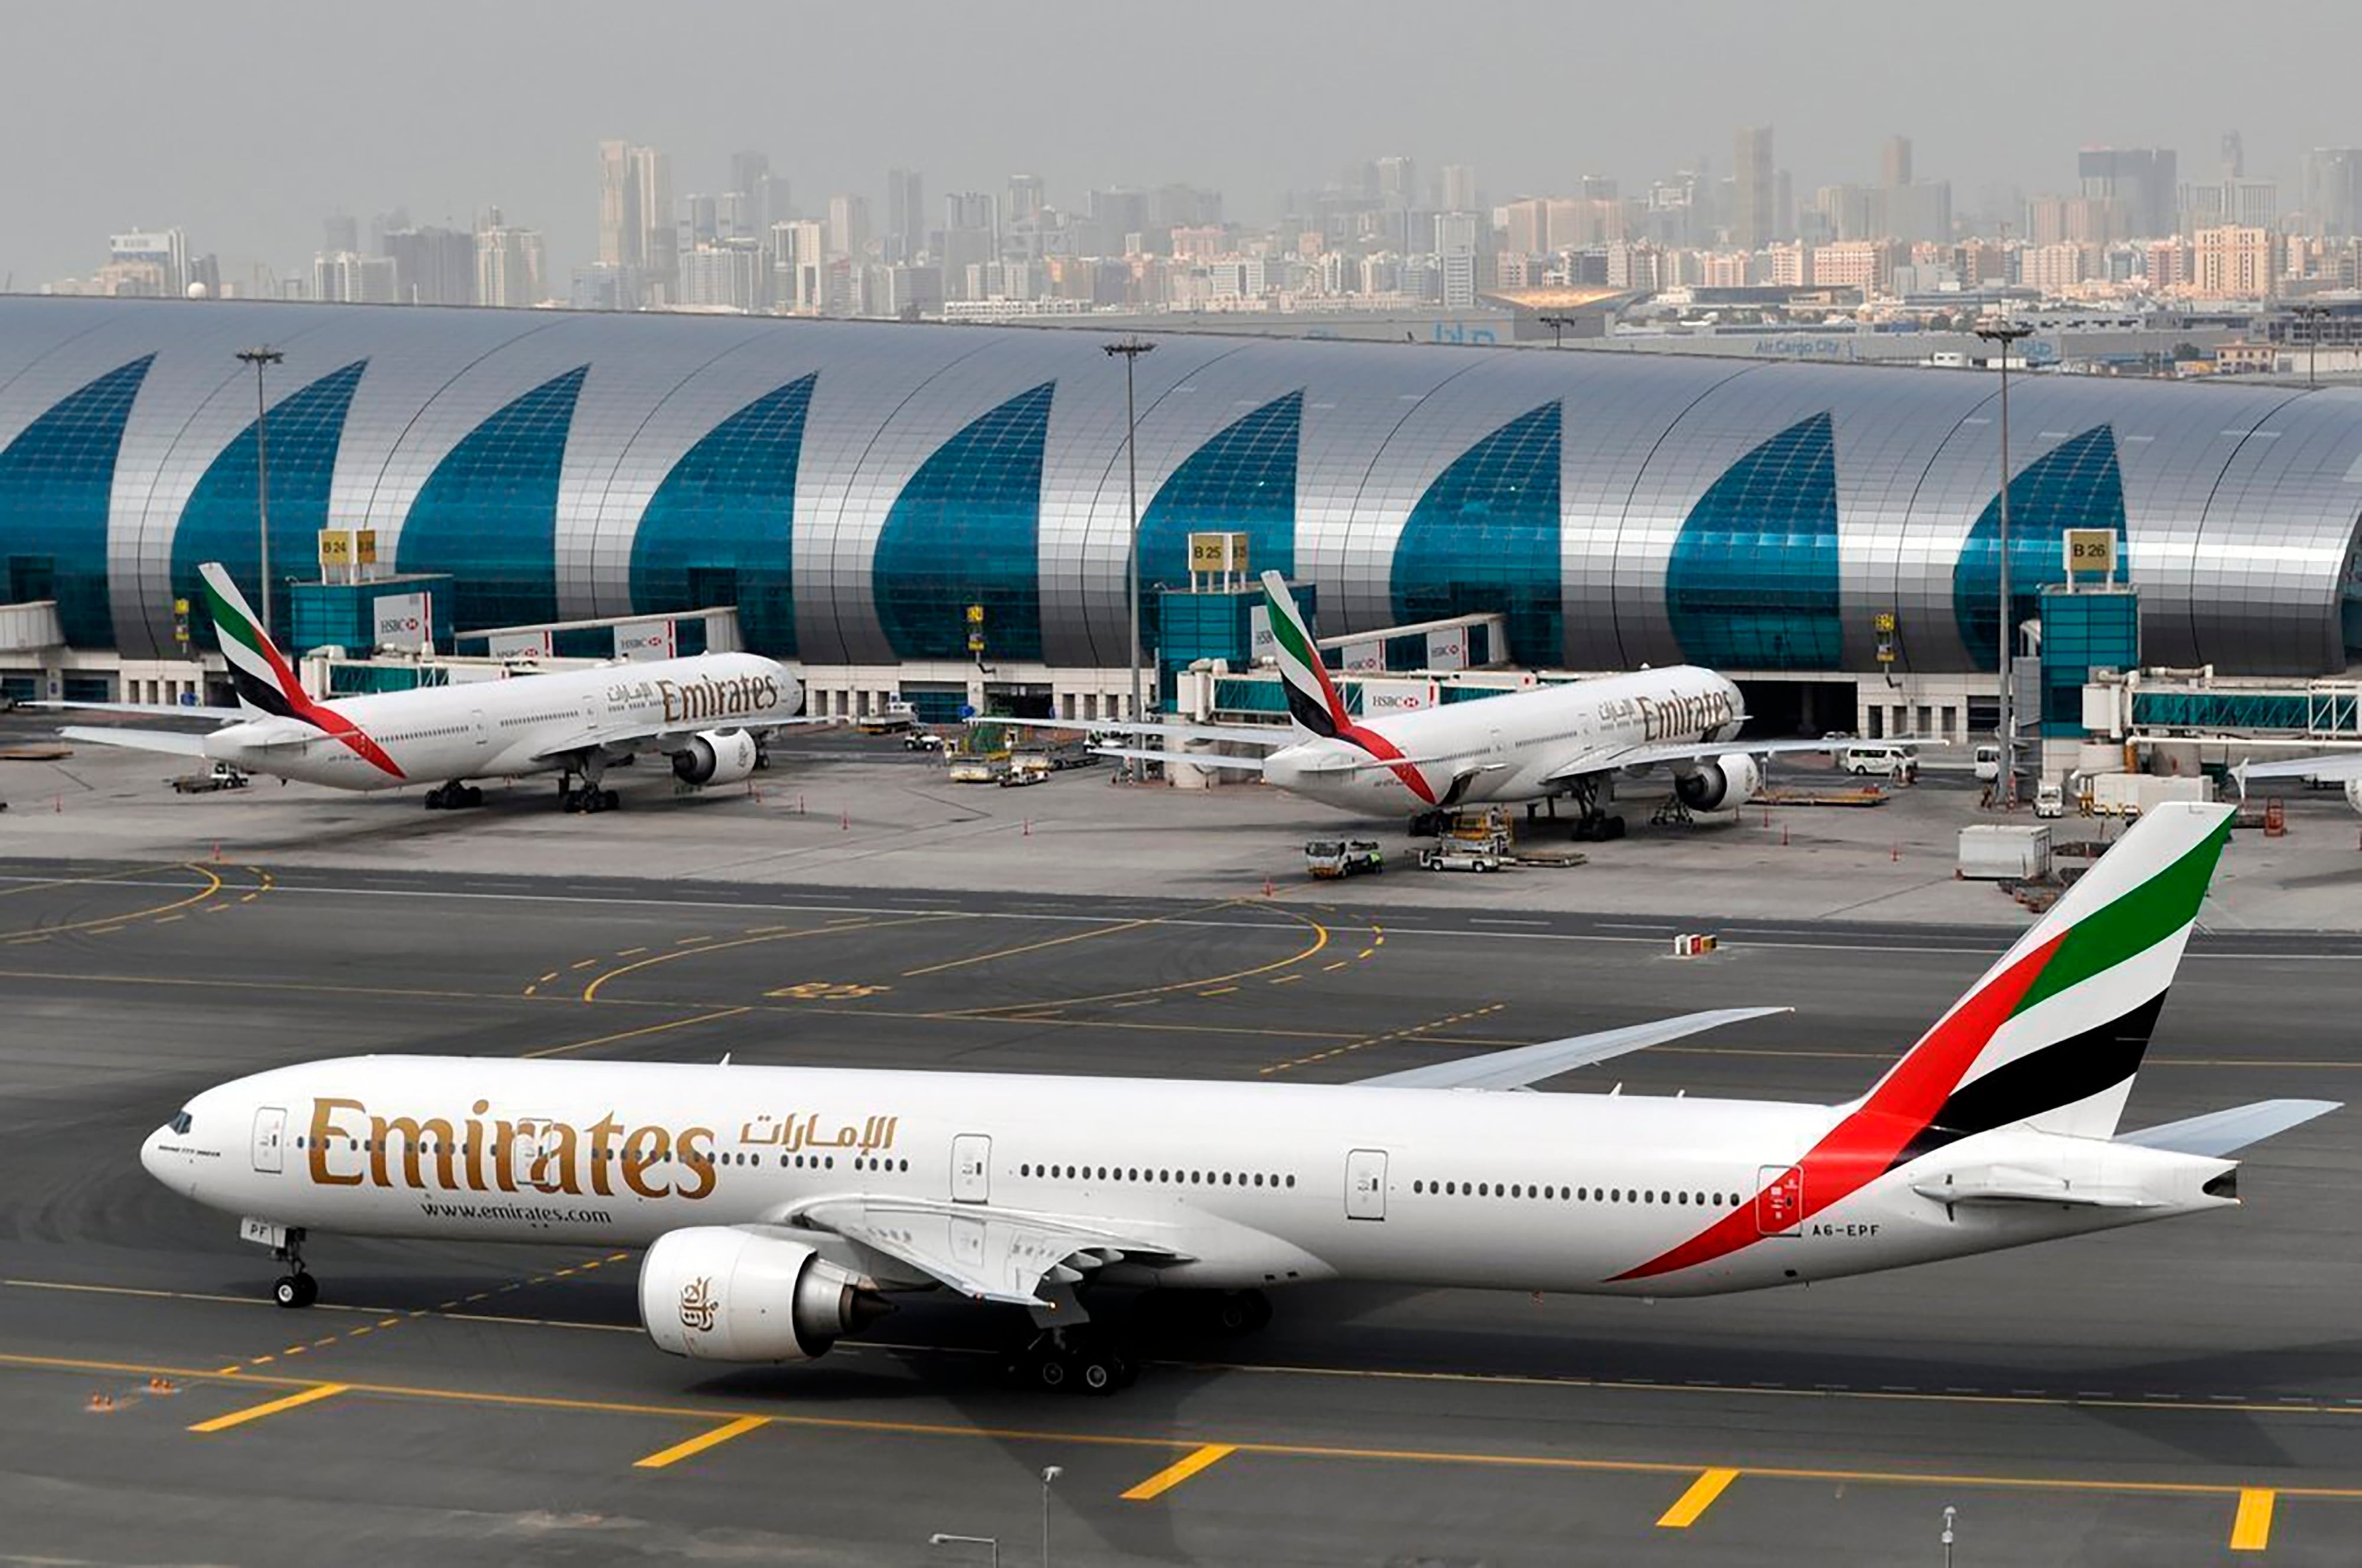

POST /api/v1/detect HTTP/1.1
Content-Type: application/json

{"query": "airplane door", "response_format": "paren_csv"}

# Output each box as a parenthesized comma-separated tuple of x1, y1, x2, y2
(471, 707, 488, 749)
(951, 1134, 991, 1204)
(1345, 1148, 1388, 1221)
(511, 1118, 563, 1192)
(1755, 1164, 1803, 1236)
(250, 1106, 287, 1174)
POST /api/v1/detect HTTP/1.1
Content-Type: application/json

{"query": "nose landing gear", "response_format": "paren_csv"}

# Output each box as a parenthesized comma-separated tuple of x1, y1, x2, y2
(268, 1229, 318, 1309)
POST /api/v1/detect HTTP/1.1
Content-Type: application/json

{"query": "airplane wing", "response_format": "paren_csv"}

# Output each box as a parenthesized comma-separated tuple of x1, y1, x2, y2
(2116, 1099, 2341, 1158)
(527, 720, 819, 766)
(2235, 753, 2362, 788)
(1091, 745, 1267, 772)
(1354, 1006, 1792, 1090)
(58, 725, 214, 757)
(31, 700, 247, 721)
(794, 1194, 1191, 1306)
(1542, 737, 1840, 783)
(984, 717, 1288, 749)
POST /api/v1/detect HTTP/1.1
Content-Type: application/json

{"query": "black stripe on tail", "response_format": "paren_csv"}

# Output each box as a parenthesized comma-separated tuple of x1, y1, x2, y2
(1889, 992, 2169, 1169)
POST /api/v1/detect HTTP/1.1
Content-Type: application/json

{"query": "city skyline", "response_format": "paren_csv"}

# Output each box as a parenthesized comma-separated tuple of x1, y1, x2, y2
(11, 0, 2362, 289)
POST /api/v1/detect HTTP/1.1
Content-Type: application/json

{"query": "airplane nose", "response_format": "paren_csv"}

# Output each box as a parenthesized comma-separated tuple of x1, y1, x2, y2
(138, 1126, 164, 1181)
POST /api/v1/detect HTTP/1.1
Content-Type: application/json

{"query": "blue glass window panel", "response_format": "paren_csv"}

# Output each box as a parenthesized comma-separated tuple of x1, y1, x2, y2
(1953, 424, 2126, 672)
(395, 366, 589, 630)
(1666, 411, 1841, 671)
(1390, 401, 1561, 666)
(875, 381, 1053, 661)
(0, 355, 154, 647)
(629, 373, 815, 659)
(172, 360, 367, 649)
(1138, 390, 1300, 650)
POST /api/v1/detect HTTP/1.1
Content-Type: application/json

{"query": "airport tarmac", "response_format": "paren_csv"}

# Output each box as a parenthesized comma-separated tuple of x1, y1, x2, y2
(9, 714, 2362, 931)
(0, 855, 2356, 1565)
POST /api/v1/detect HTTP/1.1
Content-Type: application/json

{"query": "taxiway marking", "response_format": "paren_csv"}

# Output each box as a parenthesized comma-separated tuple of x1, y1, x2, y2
(1122, 1443, 1237, 1500)
(1656, 1466, 1739, 1528)
(2233, 1488, 2277, 1551)
(521, 1007, 752, 1061)
(633, 1415, 773, 1469)
(187, 1381, 347, 1433)
(581, 912, 967, 1003)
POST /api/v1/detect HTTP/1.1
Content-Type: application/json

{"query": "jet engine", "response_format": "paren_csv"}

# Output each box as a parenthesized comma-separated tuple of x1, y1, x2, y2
(1673, 754, 1761, 813)
(670, 729, 760, 787)
(640, 1227, 886, 1362)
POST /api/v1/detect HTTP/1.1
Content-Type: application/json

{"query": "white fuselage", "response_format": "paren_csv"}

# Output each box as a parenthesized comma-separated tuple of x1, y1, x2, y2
(1263, 666, 1746, 812)
(142, 1055, 2229, 1302)
(202, 654, 798, 791)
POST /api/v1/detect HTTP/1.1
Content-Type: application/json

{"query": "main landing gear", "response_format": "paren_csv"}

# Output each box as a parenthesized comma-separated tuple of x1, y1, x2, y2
(1561, 778, 1626, 842)
(423, 782, 483, 810)
(270, 1229, 318, 1309)
(557, 757, 620, 814)
(1010, 1327, 1136, 1396)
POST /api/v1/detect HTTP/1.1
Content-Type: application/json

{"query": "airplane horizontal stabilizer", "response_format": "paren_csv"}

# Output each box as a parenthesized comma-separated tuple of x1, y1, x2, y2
(2116, 1099, 2341, 1158)
(59, 725, 211, 758)
(30, 700, 245, 721)
(1089, 745, 1267, 772)
(1355, 1005, 1792, 1090)
(2236, 753, 2362, 789)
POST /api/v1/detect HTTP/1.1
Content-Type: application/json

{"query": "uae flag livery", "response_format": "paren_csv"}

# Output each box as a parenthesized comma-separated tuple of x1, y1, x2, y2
(1619, 802, 2235, 1283)
(201, 563, 404, 779)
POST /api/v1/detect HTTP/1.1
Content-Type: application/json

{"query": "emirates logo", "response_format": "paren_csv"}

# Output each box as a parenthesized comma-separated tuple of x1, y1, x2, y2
(678, 1275, 719, 1333)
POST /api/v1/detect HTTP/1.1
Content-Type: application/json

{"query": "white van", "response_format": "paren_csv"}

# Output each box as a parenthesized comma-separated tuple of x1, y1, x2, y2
(1973, 743, 2001, 782)
(1842, 742, 1918, 779)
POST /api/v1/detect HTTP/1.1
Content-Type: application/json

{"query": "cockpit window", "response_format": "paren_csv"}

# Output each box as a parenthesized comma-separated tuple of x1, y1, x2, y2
(168, 1111, 193, 1135)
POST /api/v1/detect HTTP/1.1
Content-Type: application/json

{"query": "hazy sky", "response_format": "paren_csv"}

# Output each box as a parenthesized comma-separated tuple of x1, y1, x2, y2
(8, 0, 2362, 287)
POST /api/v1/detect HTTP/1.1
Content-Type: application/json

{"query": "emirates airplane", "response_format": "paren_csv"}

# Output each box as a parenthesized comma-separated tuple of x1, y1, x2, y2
(141, 802, 2331, 1395)
(58, 564, 805, 813)
(1091, 572, 1851, 837)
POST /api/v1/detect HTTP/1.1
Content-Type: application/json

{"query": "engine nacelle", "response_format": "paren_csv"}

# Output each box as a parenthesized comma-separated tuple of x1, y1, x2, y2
(670, 728, 759, 787)
(1673, 753, 1761, 812)
(640, 1227, 880, 1361)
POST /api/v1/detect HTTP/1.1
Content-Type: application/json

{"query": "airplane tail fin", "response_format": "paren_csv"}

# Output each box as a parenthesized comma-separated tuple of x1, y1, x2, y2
(1857, 801, 2234, 1157)
(1260, 570, 1349, 743)
(200, 562, 309, 719)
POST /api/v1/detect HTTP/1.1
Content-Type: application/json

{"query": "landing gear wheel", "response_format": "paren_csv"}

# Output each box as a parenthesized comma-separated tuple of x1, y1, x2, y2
(1032, 1350, 1069, 1391)
(273, 1272, 317, 1309)
(1603, 814, 1627, 841)
(1073, 1348, 1120, 1396)
(462, 785, 483, 808)
(1209, 1289, 1272, 1336)
(601, 789, 619, 812)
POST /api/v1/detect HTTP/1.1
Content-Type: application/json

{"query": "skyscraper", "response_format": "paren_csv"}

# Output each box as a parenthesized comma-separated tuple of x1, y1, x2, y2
(1440, 163, 1478, 213)
(1006, 174, 1046, 226)
(2221, 130, 2244, 180)
(475, 210, 545, 308)
(2077, 146, 2178, 239)
(1732, 126, 1774, 250)
(598, 140, 676, 299)
(2302, 149, 2362, 238)
(107, 229, 188, 296)
(1880, 134, 1912, 191)
(827, 194, 870, 260)
(886, 169, 925, 263)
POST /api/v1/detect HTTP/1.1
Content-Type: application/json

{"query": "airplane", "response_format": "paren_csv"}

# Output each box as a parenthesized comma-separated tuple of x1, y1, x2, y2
(2234, 749, 2362, 817)
(56, 563, 810, 814)
(1073, 572, 1858, 837)
(141, 802, 2334, 1396)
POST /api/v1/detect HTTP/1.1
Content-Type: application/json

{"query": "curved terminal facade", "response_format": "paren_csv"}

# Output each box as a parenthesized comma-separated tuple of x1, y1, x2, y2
(2, 296, 2358, 707)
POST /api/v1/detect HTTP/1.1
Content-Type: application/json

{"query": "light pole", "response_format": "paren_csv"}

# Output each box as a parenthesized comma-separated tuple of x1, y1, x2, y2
(1102, 339, 1155, 763)
(1941, 1503, 1957, 1567)
(234, 346, 285, 638)
(1039, 1464, 1062, 1568)
(928, 1533, 999, 1567)
(2298, 303, 2329, 389)
(1975, 320, 2033, 809)
(1539, 312, 1577, 348)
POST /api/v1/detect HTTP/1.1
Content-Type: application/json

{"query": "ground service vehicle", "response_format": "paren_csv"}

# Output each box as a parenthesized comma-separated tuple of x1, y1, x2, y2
(1306, 839, 1385, 877)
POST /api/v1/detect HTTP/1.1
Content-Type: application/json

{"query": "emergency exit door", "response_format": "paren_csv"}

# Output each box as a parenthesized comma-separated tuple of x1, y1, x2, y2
(1755, 1164, 1803, 1236)
(1345, 1149, 1388, 1220)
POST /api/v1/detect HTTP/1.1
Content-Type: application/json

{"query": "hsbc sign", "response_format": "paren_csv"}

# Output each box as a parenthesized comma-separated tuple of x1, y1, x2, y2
(373, 591, 432, 652)
(615, 619, 678, 662)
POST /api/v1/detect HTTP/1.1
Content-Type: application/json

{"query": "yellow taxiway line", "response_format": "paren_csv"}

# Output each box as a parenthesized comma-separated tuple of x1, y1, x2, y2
(1656, 1466, 1740, 1527)
(1122, 1442, 1237, 1501)
(2232, 1488, 2276, 1551)
(633, 1415, 772, 1469)
(187, 1381, 348, 1433)
(521, 1007, 752, 1060)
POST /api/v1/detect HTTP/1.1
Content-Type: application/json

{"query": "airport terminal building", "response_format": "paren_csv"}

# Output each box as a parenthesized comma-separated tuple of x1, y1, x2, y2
(2, 296, 2358, 734)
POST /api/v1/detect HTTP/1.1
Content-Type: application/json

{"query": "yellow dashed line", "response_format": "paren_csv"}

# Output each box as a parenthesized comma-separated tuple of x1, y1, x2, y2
(537, 971, 560, 984)
(1123, 1443, 1237, 1500)
(1262, 1004, 1508, 1077)
(1268, 975, 1303, 986)
(615, 946, 649, 957)
(1199, 986, 1238, 997)
(1356, 948, 1376, 960)
(633, 1415, 772, 1469)
(1323, 960, 1350, 972)
(570, 958, 601, 971)
(2232, 1488, 2276, 1551)
(188, 1382, 347, 1434)
(674, 935, 713, 946)
(155, 914, 185, 925)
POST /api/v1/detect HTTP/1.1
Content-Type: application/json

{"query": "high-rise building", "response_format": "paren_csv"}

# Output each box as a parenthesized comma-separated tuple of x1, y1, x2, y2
(323, 213, 360, 255)
(774, 220, 828, 312)
(1440, 163, 1478, 213)
(1086, 187, 1149, 254)
(475, 211, 545, 308)
(939, 192, 999, 299)
(730, 151, 771, 202)
(2077, 146, 2178, 239)
(107, 229, 188, 296)
(886, 168, 925, 263)
(2193, 225, 2275, 298)
(1732, 125, 1774, 250)
(827, 194, 870, 260)
(2302, 149, 2362, 238)
(313, 251, 396, 305)
(2221, 130, 2245, 180)
(1006, 174, 1046, 226)
(597, 140, 674, 299)
(1375, 155, 1417, 205)
(380, 226, 476, 305)
(1880, 134, 1912, 191)
(1502, 198, 1545, 257)
(677, 240, 765, 311)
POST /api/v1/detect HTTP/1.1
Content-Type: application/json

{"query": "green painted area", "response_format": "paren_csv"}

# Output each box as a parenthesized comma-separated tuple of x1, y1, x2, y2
(2014, 815, 2231, 1015)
